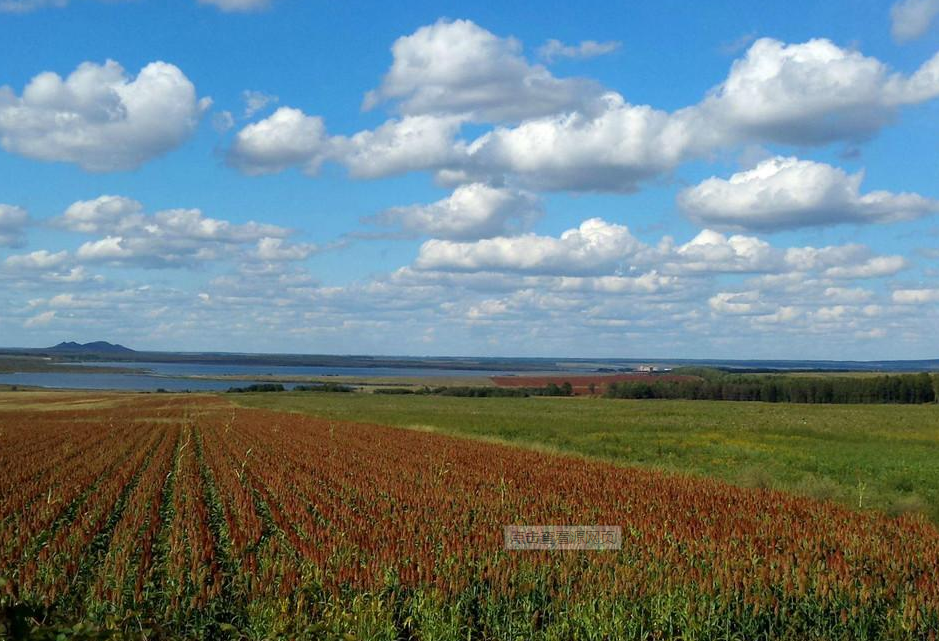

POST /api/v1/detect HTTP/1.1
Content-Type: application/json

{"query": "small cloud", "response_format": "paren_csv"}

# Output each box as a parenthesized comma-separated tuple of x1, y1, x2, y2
(198, 0, 271, 11)
(0, 204, 30, 248)
(891, 0, 939, 43)
(538, 38, 621, 62)
(24, 310, 56, 328)
(840, 146, 863, 161)
(719, 32, 757, 55)
(242, 90, 279, 119)
(212, 111, 235, 133)
(0, 0, 67, 13)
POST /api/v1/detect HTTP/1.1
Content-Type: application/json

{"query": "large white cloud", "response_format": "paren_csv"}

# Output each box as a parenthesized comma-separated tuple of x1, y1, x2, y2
(464, 93, 702, 192)
(679, 156, 939, 231)
(891, 0, 939, 43)
(414, 217, 645, 276)
(0, 204, 29, 247)
(362, 19, 602, 122)
(699, 38, 939, 145)
(368, 183, 541, 240)
(0, 60, 210, 171)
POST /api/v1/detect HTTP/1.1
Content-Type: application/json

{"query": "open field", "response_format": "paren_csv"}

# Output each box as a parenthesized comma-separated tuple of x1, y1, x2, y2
(234, 392, 939, 521)
(1, 392, 938, 639)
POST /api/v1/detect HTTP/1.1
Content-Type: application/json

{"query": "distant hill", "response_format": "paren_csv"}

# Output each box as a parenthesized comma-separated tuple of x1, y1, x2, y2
(48, 341, 135, 354)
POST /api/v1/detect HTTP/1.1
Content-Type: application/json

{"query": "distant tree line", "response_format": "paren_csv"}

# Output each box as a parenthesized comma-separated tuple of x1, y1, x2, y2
(374, 382, 575, 397)
(227, 382, 356, 393)
(605, 372, 938, 404)
(227, 383, 286, 393)
(293, 383, 356, 393)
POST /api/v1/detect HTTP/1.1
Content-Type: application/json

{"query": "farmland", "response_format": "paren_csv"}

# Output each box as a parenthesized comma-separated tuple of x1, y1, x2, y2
(235, 392, 939, 522)
(1, 392, 939, 639)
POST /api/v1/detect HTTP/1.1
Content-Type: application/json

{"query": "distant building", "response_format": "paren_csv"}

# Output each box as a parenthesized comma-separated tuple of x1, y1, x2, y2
(637, 364, 657, 373)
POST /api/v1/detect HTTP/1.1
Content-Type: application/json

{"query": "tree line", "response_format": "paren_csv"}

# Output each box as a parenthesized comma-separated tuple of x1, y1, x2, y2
(374, 383, 576, 397)
(605, 372, 939, 404)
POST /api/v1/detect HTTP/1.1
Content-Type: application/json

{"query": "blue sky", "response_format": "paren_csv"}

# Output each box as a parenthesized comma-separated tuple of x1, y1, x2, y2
(1, 0, 938, 358)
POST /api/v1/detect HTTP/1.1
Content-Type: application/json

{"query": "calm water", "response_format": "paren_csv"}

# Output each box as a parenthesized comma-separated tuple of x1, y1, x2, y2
(0, 360, 516, 391)
(0, 372, 284, 392)
(65, 361, 520, 378)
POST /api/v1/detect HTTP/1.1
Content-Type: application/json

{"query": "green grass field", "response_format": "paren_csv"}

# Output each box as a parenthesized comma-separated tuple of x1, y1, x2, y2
(233, 392, 939, 521)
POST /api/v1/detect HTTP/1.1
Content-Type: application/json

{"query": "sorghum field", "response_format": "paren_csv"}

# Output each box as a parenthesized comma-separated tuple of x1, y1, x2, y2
(1, 393, 938, 640)
(236, 392, 939, 521)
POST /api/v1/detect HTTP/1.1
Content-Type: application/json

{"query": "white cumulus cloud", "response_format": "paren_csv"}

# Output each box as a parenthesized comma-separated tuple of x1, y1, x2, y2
(368, 183, 541, 240)
(414, 218, 644, 276)
(679, 156, 939, 231)
(227, 26, 939, 194)
(465, 93, 701, 192)
(673, 230, 782, 273)
(227, 107, 329, 175)
(58, 195, 291, 267)
(699, 37, 939, 145)
(0, 60, 209, 171)
(362, 19, 602, 122)
(4, 249, 69, 270)
(823, 255, 907, 279)
(334, 115, 465, 179)
(251, 237, 318, 262)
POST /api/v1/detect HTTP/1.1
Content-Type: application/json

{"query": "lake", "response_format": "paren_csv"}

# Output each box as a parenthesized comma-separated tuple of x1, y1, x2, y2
(0, 361, 519, 391)
(0, 372, 277, 392)
(65, 361, 524, 378)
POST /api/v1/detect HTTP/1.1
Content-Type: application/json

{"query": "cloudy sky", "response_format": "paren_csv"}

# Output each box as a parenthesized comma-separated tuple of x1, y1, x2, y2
(1, 0, 938, 359)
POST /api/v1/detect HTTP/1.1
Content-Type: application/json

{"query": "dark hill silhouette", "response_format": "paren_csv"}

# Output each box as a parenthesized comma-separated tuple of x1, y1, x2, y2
(48, 341, 135, 354)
